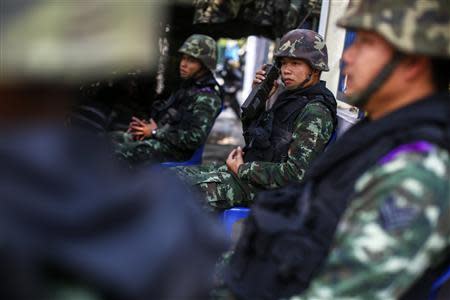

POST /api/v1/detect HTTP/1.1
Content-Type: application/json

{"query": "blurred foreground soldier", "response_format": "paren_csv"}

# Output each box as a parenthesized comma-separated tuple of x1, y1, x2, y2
(0, 1, 226, 300)
(223, 0, 450, 299)
(176, 29, 337, 211)
(114, 34, 222, 164)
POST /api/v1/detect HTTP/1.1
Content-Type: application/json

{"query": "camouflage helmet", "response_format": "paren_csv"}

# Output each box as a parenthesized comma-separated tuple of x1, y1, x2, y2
(274, 29, 329, 72)
(0, 0, 163, 84)
(337, 0, 450, 59)
(178, 34, 217, 71)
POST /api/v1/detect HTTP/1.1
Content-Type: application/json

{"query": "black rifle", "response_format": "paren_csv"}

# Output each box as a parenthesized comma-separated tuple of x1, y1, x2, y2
(241, 63, 281, 124)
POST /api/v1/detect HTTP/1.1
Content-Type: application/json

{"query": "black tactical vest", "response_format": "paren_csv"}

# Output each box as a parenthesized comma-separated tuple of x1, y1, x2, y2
(151, 72, 221, 129)
(243, 81, 337, 163)
(225, 92, 450, 300)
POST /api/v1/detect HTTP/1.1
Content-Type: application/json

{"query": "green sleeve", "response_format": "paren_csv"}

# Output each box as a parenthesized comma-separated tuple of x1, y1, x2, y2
(237, 102, 334, 189)
(155, 92, 221, 151)
(291, 147, 450, 300)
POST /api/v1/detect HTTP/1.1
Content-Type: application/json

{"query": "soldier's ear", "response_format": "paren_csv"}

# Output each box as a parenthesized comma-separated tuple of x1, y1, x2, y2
(310, 69, 320, 80)
(315, 70, 322, 78)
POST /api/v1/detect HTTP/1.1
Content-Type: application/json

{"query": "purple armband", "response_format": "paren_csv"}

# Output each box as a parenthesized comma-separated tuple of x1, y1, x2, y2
(378, 141, 434, 166)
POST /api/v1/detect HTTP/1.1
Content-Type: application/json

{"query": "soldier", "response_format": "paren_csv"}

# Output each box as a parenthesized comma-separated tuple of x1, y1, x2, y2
(223, 0, 450, 299)
(176, 29, 337, 211)
(114, 34, 222, 164)
(0, 1, 227, 299)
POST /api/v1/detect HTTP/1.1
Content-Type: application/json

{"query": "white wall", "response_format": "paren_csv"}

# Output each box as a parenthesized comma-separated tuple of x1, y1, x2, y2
(241, 36, 271, 104)
(319, 0, 361, 134)
(319, 0, 349, 97)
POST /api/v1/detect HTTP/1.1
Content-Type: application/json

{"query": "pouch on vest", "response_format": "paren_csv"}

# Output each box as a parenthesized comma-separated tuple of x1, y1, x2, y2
(244, 111, 274, 162)
(224, 183, 328, 300)
(271, 126, 293, 162)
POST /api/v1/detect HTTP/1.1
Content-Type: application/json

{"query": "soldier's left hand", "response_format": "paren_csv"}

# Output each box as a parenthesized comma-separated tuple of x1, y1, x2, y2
(226, 146, 244, 175)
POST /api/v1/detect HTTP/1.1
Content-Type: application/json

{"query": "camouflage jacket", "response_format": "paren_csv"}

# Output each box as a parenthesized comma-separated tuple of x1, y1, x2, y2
(193, 0, 306, 37)
(238, 87, 336, 190)
(223, 92, 450, 300)
(151, 72, 222, 153)
(291, 143, 450, 300)
(287, 92, 450, 299)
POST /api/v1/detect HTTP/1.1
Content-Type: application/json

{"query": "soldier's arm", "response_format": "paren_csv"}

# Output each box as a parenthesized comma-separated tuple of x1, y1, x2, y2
(290, 146, 450, 300)
(237, 102, 334, 189)
(155, 92, 221, 151)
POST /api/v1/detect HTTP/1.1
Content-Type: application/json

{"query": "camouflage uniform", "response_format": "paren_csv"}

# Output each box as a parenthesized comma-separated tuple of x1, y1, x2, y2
(193, 0, 243, 24)
(193, 0, 306, 37)
(176, 101, 334, 210)
(176, 30, 337, 211)
(289, 2, 450, 298)
(291, 143, 450, 300)
(115, 34, 222, 164)
(219, 1, 450, 299)
(115, 74, 222, 163)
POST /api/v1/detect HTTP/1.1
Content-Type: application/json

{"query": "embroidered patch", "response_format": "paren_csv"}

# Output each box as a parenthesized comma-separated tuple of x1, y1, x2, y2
(378, 196, 419, 231)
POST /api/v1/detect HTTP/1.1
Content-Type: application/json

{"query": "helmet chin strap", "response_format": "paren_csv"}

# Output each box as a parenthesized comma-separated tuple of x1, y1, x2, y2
(298, 73, 313, 88)
(283, 72, 313, 90)
(347, 51, 404, 108)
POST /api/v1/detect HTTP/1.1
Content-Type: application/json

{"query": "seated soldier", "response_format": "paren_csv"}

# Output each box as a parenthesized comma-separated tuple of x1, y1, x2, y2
(114, 34, 222, 164)
(175, 29, 337, 211)
(223, 0, 450, 299)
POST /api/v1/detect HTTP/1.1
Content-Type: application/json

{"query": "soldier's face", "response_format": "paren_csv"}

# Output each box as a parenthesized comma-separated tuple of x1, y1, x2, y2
(280, 57, 313, 90)
(342, 30, 395, 100)
(179, 54, 203, 79)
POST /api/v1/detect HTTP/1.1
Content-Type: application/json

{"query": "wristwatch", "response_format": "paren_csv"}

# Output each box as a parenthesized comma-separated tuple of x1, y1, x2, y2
(151, 129, 157, 137)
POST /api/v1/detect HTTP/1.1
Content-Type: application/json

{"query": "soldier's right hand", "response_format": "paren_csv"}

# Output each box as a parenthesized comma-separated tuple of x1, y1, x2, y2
(252, 65, 279, 98)
(252, 65, 267, 87)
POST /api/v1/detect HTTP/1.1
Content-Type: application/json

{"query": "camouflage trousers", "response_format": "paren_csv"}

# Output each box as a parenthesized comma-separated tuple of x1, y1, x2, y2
(111, 131, 181, 165)
(174, 162, 257, 211)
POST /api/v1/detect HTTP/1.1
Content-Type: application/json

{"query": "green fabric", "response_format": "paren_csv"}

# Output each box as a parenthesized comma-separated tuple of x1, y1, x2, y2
(175, 101, 334, 211)
(292, 145, 450, 299)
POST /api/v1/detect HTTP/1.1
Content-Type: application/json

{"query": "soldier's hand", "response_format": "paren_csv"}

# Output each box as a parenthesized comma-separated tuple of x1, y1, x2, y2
(127, 117, 147, 132)
(226, 147, 244, 175)
(252, 65, 267, 87)
(252, 65, 279, 98)
(128, 117, 152, 140)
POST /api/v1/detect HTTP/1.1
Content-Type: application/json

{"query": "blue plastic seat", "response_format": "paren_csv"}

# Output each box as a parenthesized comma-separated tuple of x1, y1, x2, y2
(223, 207, 251, 239)
(160, 145, 205, 167)
(430, 265, 450, 300)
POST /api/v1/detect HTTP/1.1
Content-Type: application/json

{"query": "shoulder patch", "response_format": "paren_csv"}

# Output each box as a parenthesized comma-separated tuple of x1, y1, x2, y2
(378, 196, 420, 231)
